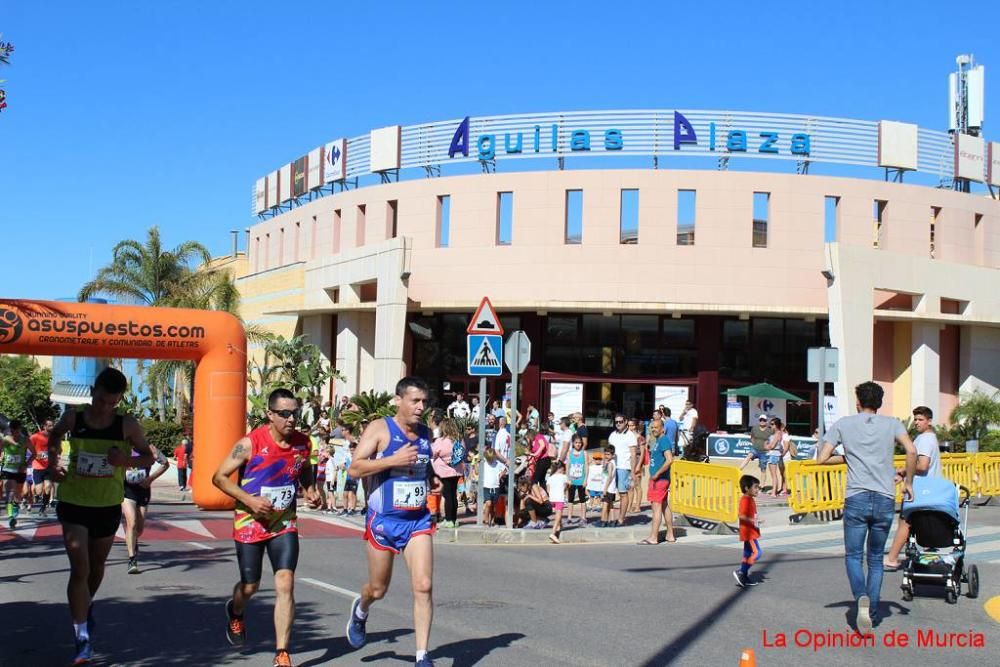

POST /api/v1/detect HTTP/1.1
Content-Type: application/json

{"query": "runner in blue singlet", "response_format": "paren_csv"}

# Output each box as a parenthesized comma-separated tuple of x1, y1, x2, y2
(345, 376, 439, 667)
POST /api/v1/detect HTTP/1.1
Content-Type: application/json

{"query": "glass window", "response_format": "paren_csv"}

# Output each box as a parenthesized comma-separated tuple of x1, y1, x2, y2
(662, 319, 695, 347)
(565, 190, 583, 244)
(619, 189, 639, 244)
(753, 192, 769, 248)
(497, 192, 513, 245)
(388, 200, 398, 239)
(873, 199, 887, 248)
(677, 190, 696, 245)
(824, 196, 839, 243)
(437, 195, 450, 248)
(546, 315, 578, 343)
(356, 204, 366, 247)
(581, 314, 620, 347)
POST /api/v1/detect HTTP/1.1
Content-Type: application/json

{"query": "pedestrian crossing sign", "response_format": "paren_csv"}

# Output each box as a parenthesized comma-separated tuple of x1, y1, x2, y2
(467, 334, 503, 376)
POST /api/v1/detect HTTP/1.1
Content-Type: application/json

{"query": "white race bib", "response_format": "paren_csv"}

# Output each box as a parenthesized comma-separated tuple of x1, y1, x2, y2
(35, 449, 48, 462)
(569, 462, 584, 479)
(392, 481, 426, 510)
(261, 485, 296, 511)
(76, 451, 114, 478)
(125, 468, 148, 484)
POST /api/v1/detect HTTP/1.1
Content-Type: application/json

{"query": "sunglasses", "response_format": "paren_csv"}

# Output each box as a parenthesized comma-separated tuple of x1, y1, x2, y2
(614, 420, 624, 424)
(270, 409, 301, 420)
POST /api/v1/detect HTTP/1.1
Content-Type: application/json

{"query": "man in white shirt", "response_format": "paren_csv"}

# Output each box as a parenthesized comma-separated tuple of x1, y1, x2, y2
(884, 405, 941, 571)
(680, 400, 698, 448)
(493, 417, 512, 463)
(556, 418, 574, 462)
(470, 396, 481, 421)
(607, 413, 637, 525)
(448, 393, 471, 419)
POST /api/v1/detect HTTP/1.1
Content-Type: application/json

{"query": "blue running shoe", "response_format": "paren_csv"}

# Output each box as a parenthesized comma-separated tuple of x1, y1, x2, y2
(415, 656, 434, 667)
(73, 637, 93, 665)
(345, 596, 367, 649)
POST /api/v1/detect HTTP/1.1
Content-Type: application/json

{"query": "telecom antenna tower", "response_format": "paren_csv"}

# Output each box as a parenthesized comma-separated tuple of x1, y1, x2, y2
(948, 54, 985, 192)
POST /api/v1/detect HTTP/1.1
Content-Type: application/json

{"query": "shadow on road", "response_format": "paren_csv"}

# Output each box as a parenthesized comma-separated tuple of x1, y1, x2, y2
(357, 632, 526, 666)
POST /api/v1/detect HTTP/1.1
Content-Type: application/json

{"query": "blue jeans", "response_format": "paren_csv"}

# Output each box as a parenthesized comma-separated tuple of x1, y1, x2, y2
(843, 491, 895, 613)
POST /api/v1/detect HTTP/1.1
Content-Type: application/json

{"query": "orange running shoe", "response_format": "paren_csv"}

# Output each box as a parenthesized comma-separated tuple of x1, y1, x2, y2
(273, 649, 293, 667)
(225, 599, 246, 645)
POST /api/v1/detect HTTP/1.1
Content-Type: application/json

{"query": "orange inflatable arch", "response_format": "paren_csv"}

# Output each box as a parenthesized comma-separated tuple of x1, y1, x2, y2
(0, 299, 245, 510)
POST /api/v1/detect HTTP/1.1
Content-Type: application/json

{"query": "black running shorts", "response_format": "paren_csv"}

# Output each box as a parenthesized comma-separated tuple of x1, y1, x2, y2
(234, 531, 300, 585)
(57, 501, 122, 539)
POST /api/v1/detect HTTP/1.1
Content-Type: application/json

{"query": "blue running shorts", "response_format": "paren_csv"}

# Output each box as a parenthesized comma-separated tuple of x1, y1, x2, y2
(364, 509, 435, 554)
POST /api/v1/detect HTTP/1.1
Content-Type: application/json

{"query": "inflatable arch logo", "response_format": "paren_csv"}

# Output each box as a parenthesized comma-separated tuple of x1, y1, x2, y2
(0, 299, 247, 510)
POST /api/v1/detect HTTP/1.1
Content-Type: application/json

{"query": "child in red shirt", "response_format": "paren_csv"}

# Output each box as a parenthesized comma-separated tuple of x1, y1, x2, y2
(734, 475, 763, 588)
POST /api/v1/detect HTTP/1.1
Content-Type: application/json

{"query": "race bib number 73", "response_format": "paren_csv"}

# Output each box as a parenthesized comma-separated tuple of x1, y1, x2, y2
(261, 485, 296, 511)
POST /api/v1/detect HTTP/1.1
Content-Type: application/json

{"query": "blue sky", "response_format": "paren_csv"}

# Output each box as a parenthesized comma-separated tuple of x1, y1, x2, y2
(1, 1, 997, 299)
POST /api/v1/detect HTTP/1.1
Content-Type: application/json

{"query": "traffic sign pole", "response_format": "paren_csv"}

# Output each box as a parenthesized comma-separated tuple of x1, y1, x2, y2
(476, 376, 486, 527)
(506, 367, 518, 530)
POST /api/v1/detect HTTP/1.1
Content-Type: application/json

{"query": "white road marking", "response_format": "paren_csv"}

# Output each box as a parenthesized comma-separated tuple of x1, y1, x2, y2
(301, 577, 359, 599)
(185, 541, 214, 550)
(162, 519, 215, 538)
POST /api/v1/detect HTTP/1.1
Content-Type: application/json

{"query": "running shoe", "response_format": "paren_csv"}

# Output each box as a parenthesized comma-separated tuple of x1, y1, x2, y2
(548, 534, 560, 544)
(415, 656, 434, 667)
(744, 576, 760, 587)
(72, 637, 93, 665)
(8, 516, 15, 530)
(856, 595, 872, 633)
(273, 649, 293, 667)
(346, 596, 368, 649)
(732, 570, 747, 588)
(127, 557, 139, 575)
(225, 599, 246, 645)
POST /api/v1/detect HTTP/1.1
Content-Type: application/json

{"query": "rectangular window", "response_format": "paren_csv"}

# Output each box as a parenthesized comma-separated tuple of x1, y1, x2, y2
(677, 190, 696, 245)
(356, 204, 366, 247)
(254, 236, 261, 272)
(264, 233, 270, 270)
(931, 206, 941, 259)
(436, 195, 451, 248)
(873, 199, 887, 248)
(278, 227, 285, 265)
(310, 216, 318, 260)
(752, 192, 769, 248)
(333, 209, 342, 254)
(387, 200, 398, 239)
(565, 189, 583, 244)
(824, 196, 839, 243)
(619, 189, 639, 244)
(497, 192, 513, 245)
(294, 221, 301, 262)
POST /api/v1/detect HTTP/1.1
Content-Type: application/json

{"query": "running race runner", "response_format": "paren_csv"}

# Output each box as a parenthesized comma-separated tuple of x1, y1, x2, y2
(2, 420, 32, 529)
(30, 419, 56, 516)
(213, 388, 321, 667)
(48, 368, 155, 665)
(346, 376, 438, 667)
(121, 445, 170, 574)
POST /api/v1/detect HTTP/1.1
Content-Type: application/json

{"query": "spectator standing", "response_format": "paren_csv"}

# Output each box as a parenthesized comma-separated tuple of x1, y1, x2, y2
(572, 413, 589, 450)
(740, 415, 772, 475)
(608, 414, 637, 526)
(661, 408, 680, 456)
(480, 447, 505, 526)
(431, 419, 464, 528)
(448, 393, 470, 419)
(565, 434, 588, 525)
(526, 403, 541, 431)
(491, 400, 505, 421)
(173, 440, 189, 491)
(628, 418, 647, 518)
(586, 452, 605, 513)
(556, 418, 575, 462)
(599, 445, 619, 528)
(527, 427, 551, 487)
(817, 381, 916, 632)
(764, 418, 787, 497)
(680, 400, 699, 450)
(546, 461, 568, 544)
(470, 396, 481, 421)
(640, 421, 675, 544)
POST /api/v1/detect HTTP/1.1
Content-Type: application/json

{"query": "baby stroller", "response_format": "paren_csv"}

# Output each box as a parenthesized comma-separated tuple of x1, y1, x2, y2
(899, 475, 980, 604)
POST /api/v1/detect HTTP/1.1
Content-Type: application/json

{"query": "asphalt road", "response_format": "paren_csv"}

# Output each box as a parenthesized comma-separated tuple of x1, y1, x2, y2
(2, 490, 998, 666)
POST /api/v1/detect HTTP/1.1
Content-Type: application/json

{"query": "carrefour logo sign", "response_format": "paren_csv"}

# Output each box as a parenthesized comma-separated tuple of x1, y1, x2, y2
(448, 112, 811, 161)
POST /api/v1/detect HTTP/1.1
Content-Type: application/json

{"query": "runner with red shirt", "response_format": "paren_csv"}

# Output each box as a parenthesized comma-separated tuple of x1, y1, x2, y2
(213, 388, 321, 667)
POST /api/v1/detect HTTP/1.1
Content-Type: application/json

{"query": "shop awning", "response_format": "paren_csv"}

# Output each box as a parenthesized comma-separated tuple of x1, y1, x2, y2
(722, 382, 805, 402)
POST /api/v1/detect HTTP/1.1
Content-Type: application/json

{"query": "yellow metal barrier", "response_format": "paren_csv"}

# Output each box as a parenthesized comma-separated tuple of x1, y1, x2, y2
(976, 452, 1000, 496)
(786, 460, 848, 514)
(892, 453, 979, 500)
(670, 460, 740, 525)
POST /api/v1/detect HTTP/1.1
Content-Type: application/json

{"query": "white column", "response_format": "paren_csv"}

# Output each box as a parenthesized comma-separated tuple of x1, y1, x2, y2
(827, 243, 873, 409)
(336, 312, 361, 398)
(910, 322, 940, 415)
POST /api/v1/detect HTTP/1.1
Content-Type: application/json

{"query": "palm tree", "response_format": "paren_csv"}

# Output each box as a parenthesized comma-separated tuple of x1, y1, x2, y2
(80, 226, 265, 422)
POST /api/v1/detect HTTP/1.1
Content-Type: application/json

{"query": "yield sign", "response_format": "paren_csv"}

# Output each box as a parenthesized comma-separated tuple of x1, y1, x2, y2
(467, 296, 504, 335)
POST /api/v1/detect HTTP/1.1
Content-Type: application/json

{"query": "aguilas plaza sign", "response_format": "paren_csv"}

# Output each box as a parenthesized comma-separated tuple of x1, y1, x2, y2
(448, 112, 812, 162)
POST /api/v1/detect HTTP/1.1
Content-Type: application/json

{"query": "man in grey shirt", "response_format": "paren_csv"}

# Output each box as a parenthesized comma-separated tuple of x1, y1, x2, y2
(817, 381, 916, 633)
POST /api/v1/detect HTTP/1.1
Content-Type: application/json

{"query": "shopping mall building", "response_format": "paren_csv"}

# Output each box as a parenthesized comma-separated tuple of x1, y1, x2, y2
(232, 109, 1000, 438)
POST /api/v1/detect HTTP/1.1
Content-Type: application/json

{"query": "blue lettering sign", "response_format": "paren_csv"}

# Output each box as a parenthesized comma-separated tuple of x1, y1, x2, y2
(604, 129, 623, 150)
(791, 133, 811, 155)
(758, 132, 778, 154)
(570, 130, 591, 151)
(726, 131, 747, 152)
(449, 116, 470, 158)
(478, 134, 496, 161)
(673, 111, 697, 150)
(504, 132, 523, 154)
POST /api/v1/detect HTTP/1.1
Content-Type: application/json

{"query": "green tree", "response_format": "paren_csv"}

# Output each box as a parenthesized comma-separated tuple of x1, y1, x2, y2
(247, 335, 342, 427)
(0, 355, 60, 430)
(949, 390, 1000, 452)
(339, 391, 397, 437)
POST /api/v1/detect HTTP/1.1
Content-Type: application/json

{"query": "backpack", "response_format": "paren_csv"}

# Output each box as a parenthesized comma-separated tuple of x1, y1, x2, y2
(449, 437, 467, 467)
